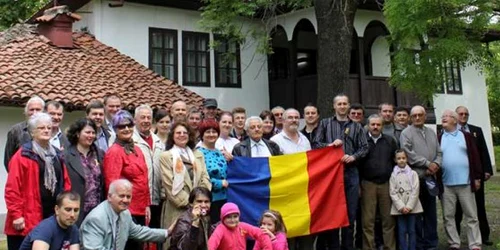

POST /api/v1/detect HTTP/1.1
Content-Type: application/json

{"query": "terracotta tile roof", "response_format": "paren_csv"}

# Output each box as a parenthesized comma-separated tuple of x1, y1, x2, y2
(35, 5, 81, 23)
(0, 24, 204, 111)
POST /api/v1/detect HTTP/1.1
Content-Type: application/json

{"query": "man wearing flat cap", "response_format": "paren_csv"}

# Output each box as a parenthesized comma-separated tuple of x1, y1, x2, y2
(203, 98, 218, 122)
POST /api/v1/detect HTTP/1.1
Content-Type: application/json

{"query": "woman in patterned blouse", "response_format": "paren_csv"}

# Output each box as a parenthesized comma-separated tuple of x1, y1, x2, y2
(197, 120, 229, 224)
(64, 118, 105, 225)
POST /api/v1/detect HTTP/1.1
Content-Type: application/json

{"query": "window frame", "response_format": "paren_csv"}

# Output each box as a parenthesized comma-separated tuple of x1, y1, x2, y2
(182, 31, 211, 87)
(148, 27, 178, 82)
(443, 61, 462, 95)
(214, 35, 242, 88)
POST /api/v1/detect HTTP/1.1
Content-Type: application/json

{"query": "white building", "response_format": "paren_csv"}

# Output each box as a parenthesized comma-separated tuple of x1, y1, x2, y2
(0, 0, 495, 229)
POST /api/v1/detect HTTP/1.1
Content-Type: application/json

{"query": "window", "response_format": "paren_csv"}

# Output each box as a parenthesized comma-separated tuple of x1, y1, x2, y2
(436, 60, 462, 94)
(214, 36, 241, 88)
(268, 48, 289, 80)
(149, 28, 177, 81)
(182, 31, 210, 87)
(443, 61, 462, 94)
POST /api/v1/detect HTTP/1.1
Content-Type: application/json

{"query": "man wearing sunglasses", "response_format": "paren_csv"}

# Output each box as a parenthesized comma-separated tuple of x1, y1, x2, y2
(454, 106, 493, 246)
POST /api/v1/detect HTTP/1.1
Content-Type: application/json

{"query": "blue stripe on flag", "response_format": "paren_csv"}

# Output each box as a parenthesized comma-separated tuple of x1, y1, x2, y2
(227, 157, 271, 226)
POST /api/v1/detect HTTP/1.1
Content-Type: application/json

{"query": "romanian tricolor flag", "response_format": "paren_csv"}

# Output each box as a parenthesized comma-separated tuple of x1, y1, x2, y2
(227, 146, 348, 237)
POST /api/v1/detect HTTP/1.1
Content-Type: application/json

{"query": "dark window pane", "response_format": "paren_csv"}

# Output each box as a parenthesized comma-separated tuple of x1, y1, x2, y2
(153, 64, 162, 75)
(219, 69, 227, 84)
(198, 38, 207, 51)
(152, 33, 162, 48)
(199, 68, 207, 82)
(165, 34, 174, 49)
(152, 49, 162, 64)
(218, 43, 227, 53)
(186, 52, 196, 66)
(187, 67, 196, 82)
(198, 53, 207, 67)
(229, 69, 238, 84)
(186, 37, 196, 50)
(229, 42, 237, 53)
(165, 51, 175, 65)
(229, 57, 237, 68)
(165, 65, 175, 79)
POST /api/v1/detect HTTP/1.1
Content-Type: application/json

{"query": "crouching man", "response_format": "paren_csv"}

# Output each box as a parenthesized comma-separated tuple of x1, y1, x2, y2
(80, 179, 171, 250)
(20, 191, 81, 250)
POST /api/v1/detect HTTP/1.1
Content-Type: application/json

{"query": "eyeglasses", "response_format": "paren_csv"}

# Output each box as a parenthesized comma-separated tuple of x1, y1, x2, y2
(350, 112, 363, 116)
(458, 112, 469, 116)
(115, 123, 133, 130)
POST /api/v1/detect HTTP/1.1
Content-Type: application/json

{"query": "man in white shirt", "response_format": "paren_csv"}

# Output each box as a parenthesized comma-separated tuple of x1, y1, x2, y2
(271, 108, 311, 154)
(271, 109, 312, 250)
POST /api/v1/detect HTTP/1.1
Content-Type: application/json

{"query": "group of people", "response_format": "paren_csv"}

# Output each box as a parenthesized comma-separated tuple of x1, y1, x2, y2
(2, 93, 494, 250)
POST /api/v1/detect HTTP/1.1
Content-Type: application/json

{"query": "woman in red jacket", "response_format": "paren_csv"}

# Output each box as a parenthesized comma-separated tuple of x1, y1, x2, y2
(4, 112, 72, 250)
(103, 110, 150, 250)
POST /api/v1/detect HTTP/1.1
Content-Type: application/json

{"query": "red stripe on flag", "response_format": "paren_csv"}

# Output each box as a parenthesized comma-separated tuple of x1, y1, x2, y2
(307, 146, 349, 233)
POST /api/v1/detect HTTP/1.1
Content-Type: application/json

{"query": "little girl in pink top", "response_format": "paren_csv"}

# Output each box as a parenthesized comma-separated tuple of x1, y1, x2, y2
(253, 210, 289, 250)
(208, 202, 272, 250)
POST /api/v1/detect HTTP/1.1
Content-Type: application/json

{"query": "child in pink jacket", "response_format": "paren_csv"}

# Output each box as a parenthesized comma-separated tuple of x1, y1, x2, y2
(208, 202, 273, 250)
(253, 210, 289, 250)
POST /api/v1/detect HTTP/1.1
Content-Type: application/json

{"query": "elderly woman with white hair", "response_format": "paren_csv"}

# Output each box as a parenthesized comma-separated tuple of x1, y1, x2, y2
(231, 116, 282, 157)
(4, 112, 72, 250)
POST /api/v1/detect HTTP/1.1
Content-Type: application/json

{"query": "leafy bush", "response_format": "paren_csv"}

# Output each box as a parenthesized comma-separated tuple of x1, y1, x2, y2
(493, 132, 500, 146)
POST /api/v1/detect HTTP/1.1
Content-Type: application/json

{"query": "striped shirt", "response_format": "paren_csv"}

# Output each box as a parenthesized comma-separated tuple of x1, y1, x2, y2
(312, 116, 369, 161)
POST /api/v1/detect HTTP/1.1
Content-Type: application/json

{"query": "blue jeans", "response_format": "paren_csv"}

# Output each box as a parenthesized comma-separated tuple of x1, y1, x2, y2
(398, 214, 416, 250)
(416, 179, 438, 250)
(317, 167, 359, 250)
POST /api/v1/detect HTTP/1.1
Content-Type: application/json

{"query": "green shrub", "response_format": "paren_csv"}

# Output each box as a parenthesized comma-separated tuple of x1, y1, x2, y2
(493, 132, 500, 146)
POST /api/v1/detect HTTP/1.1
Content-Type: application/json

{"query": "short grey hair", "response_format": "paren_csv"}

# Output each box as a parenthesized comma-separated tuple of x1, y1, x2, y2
(108, 179, 133, 196)
(24, 95, 45, 115)
(367, 114, 383, 123)
(410, 105, 426, 115)
(283, 108, 300, 119)
(271, 106, 284, 113)
(244, 116, 263, 131)
(134, 104, 153, 118)
(27, 112, 52, 133)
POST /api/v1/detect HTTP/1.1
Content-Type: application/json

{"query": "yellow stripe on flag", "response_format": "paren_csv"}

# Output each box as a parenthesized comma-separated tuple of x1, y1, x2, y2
(269, 153, 311, 237)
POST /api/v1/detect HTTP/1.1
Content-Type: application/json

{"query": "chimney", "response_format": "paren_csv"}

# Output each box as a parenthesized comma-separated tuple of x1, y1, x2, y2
(35, 5, 81, 48)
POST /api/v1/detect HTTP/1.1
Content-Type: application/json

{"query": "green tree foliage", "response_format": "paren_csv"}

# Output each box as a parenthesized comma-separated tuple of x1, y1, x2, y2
(0, 0, 48, 30)
(486, 41, 500, 128)
(384, 0, 499, 102)
(200, 0, 312, 54)
(200, 0, 358, 116)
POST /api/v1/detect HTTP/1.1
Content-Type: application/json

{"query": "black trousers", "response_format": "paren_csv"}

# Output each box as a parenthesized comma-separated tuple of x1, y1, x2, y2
(7, 235, 25, 250)
(455, 179, 490, 241)
(210, 199, 226, 225)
